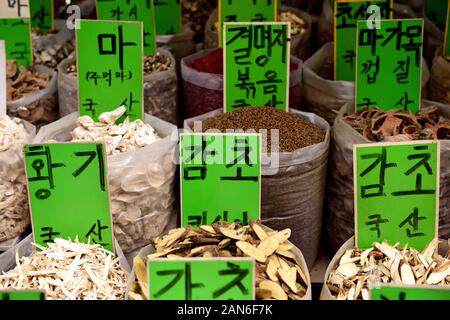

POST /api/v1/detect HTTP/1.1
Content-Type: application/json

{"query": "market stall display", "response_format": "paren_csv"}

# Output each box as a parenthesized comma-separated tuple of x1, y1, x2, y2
(430, 49, 450, 104)
(128, 222, 312, 300)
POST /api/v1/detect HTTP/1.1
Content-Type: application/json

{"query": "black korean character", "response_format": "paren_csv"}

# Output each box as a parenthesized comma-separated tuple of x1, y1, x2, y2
(212, 262, 250, 299)
(183, 136, 216, 180)
(115, 70, 132, 82)
(398, 207, 426, 238)
(8, 0, 28, 17)
(359, 28, 384, 56)
(85, 220, 109, 246)
(257, 70, 282, 95)
(251, 13, 268, 22)
(352, 3, 368, 20)
(82, 98, 98, 118)
(24, 145, 66, 200)
(343, 50, 356, 68)
(395, 92, 414, 111)
(102, 69, 112, 86)
(127, 4, 138, 19)
(264, 94, 284, 108)
(120, 92, 139, 117)
(86, 71, 101, 85)
(97, 25, 137, 70)
(221, 138, 258, 182)
(31, 5, 50, 29)
(361, 56, 380, 84)
(392, 145, 435, 196)
(255, 24, 289, 64)
(365, 214, 389, 238)
(336, 3, 355, 29)
(357, 98, 378, 109)
(393, 57, 411, 84)
(111, 6, 124, 20)
(153, 262, 205, 300)
(227, 26, 251, 65)
(380, 292, 407, 300)
(235, 67, 256, 99)
(210, 211, 248, 225)
(225, 15, 238, 22)
(359, 147, 397, 198)
(381, 21, 422, 66)
(231, 99, 252, 110)
(72, 144, 107, 191)
(39, 227, 61, 243)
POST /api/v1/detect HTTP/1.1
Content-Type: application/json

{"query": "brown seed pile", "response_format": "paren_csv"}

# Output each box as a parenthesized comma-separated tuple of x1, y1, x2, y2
(6, 61, 50, 101)
(199, 107, 325, 152)
(66, 52, 171, 77)
(34, 41, 75, 69)
(129, 221, 309, 300)
(344, 107, 450, 142)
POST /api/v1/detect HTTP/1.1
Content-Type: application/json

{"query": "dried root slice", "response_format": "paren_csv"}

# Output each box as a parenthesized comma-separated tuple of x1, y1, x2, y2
(259, 280, 288, 300)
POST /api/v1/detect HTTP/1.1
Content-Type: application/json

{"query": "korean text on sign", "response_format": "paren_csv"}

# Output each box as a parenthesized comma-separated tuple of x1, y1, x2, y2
(356, 19, 424, 113)
(354, 141, 439, 250)
(0, 0, 30, 19)
(23, 143, 114, 252)
(334, 0, 392, 81)
(371, 285, 450, 300)
(96, 0, 157, 56)
(154, 0, 181, 35)
(180, 133, 261, 228)
(76, 20, 143, 123)
(224, 22, 290, 113)
(149, 258, 255, 300)
(30, 0, 53, 32)
(0, 18, 32, 68)
(218, 0, 277, 47)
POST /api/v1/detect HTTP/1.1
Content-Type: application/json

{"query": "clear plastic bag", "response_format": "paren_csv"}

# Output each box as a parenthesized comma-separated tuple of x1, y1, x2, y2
(183, 108, 330, 268)
(181, 49, 302, 119)
(33, 112, 178, 253)
(0, 119, 35, 244)
(7, 65, 58, 127)
(326, 101, 450, 251)
(430, 48, 450, 104)
(302, 42, 430, 124)
(32, 19, 74, 51)
(57, 48, 178, 124)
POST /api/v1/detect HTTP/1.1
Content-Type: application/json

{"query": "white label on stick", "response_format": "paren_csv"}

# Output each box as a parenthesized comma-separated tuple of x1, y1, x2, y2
(0, 41, 6, 116)
(0, 0, 30, 18)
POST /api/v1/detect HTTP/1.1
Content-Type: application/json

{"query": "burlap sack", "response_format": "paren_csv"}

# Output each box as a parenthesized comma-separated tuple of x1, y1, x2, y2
(33, 112, 178, 253)
(57, 48, 178, 124)
(302, 42, 430, 124)
(203, 7, 313, 60)
(184, 108, 330, 268)
(326, 101, 450, 251)
(430, 48, 450, 104)
(126, 225, 312, 300)
(320, 236, 450, 300)
(181, 50, 302, 119)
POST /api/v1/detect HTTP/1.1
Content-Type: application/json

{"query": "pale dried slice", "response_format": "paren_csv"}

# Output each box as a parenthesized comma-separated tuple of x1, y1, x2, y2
(256, 288, 272, 299)
(257, 237, 279, 257)
(158, 228, 186, 249)
(200, 225, 216, 234)
(400, 262, 416, 285)
(426, 261, 450, 284)
(236, 241, 267, 263)
(337, 262, 359, 279)
(266, 258, 279, 282)
(259, 280, 288, 300)
(295, 264, 308, 285)
(276, 248, 297, 259)
(134, 256, 149, 299)
(278, 267, 298, 293)
(375, 242, 399, 260)
(250, 223, 268, 241)
(219, 227, 247, 241)
(271, 229, 291, 244)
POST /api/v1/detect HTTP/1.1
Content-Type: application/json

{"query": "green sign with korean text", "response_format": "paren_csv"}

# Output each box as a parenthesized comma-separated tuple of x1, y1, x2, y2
(23, 143, 114, 252)
(0, 19, 32, 68)
(224, 22, 290, 113)
(30, 0, 54, 32)
(154, 0, 181, 35)
(356, 19, 424, 113)
(180, 133, 261, 228)
(445, 0, 450, 58)
(354, 141, 439, 250)
(334, 0, 392, 81)
(96, 0, 157, 56)
(76, 20, 143, 123)
(425, 0, 448, 26)
(371, 285, 450, 300)
(218, 0, 278, 47)
(0, 291, 46, 300)
(149, 258, 255, 300)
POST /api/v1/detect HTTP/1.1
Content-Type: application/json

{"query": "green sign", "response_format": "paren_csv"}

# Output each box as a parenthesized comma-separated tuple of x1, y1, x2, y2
(371, 285, 450, 300)
(30, 0, 54, 33)
(96, 0, 157, 56)
(425, 0, 448, 25)
(0, 291, 45, 300)
(354, 141, 439, 250)
(356, 19, 424, 113)
(180, 133, 261, 228)
(76, 20, 143, 123)
(0, 19, 32, 68)
(224, 22, 290, 112)
(23, 143, 114, 252)
(148, 258, 255, 300)
(334, 0, 392, 81)
(218, 0, 278, 47)
(154, 0, 181, 35)
(445, 1, 450, 58)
